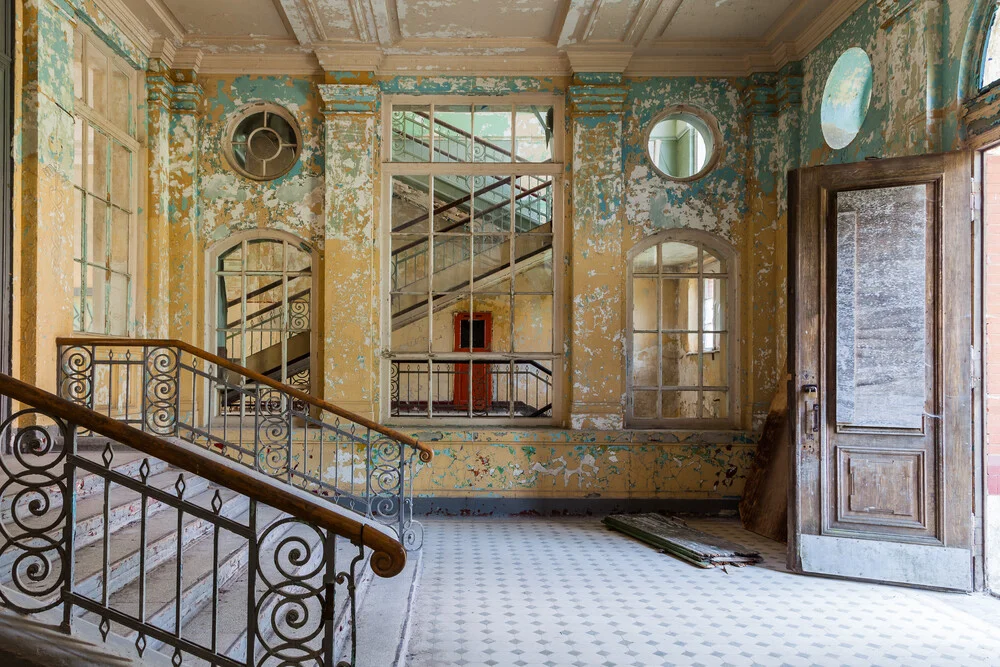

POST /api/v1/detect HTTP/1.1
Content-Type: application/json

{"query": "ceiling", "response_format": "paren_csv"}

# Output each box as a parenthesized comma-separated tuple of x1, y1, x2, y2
(113, 0, 866, 75)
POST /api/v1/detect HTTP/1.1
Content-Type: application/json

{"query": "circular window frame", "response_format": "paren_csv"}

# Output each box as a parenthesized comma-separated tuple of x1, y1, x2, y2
(644, 105, 723, 183)
(820, 47, 873, 150)
(223, 101, 303, 182)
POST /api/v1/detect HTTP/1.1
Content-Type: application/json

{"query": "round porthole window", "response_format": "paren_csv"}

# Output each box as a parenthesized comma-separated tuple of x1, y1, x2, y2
(821, 48, 873, 150)
(224, 102, 302, 181)
(646, 106, 721, 182)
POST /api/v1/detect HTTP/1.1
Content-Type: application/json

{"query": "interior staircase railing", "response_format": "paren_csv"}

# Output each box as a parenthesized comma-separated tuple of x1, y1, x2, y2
(56, 338, 432, 550)
(0, 372, 405, 666)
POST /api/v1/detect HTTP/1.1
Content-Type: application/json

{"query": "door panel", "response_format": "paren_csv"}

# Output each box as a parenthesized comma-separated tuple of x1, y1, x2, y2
(788, 152, 973, 590)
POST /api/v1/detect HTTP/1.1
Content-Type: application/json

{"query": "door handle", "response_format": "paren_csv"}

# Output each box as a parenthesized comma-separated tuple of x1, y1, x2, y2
(802, 384, 819, 436)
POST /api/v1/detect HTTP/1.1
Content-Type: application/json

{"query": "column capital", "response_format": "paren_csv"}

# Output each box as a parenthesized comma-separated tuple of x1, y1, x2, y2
(146, 61, 203, 113)
(568, 74, 628, 116)
(317, 83, 381, 115)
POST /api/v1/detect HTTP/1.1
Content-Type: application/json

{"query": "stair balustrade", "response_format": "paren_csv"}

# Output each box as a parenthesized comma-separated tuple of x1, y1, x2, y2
(56, 338, 432, 551)
(0, 373, 405, 665)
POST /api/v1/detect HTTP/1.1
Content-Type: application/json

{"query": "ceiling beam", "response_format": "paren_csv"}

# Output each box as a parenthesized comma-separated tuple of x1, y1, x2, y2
(368, 0, 401, 46)
(277, 0, 326, 46)
(556, 0, 598, 48)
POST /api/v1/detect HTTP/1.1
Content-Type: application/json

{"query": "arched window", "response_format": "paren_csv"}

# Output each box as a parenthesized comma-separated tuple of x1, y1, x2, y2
(212, 232, 314, 405)
(983, 3, 1000, 89)
(626, 230, 738, 428)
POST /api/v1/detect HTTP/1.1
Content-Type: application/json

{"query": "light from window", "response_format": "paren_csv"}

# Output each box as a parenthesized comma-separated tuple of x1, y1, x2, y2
(71, 29, 137, 335)
(386, 100, 560, 421)
(983, 7, 1000, 89)
(629, 238, 732, 425)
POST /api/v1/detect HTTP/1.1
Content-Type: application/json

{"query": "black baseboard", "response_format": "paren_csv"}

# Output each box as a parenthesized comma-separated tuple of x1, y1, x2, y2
(413, 496, 740, 517)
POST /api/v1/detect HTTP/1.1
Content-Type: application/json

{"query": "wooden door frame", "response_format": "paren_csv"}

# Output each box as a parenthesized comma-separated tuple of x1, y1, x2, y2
(787, 152, 976, 590)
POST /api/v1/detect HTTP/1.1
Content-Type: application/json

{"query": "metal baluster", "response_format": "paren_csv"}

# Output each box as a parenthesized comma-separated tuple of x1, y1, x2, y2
(101, 445, 112, 610)
(211, 490, 221, 654)
(174, 347, 182, 437)
(61, 424, 78, 633)
(174, 474, 185, 640)
(138, 459, 149, 625)
(245, 500, 257, 667)
(322, 530, 337, 667)
(123, 350, 131, 425)
(107, 351, 114, 418)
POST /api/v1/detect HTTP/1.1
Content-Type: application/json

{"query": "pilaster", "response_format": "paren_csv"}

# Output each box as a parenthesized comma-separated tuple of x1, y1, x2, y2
(567, 74, 628, 429)
(18, 0, 77, 391)
(317, 83, 381, 419)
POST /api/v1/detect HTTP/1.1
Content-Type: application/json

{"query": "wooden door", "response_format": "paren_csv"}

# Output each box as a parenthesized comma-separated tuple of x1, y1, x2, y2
(454, 313, 492, 410)
(788, 152, 975, 591)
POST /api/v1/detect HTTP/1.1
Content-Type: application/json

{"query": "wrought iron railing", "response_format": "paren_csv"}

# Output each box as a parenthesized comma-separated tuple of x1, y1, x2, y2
(56, 338, 432, 550)
(0, 373, 405, 666)
(390, 359, 553, 419)
(222, 288, 310, 364)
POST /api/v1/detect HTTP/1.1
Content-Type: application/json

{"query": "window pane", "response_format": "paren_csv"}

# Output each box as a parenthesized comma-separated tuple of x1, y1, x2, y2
(391, 105, 431, 162)
(513, 246, 552, 294)
(72, 189, 83, 261)
(472, 105, 512, 163)
(391, 175, 429, 234)
(286, 243, 311, 273)
(391, 361, 430, 416)
(88, 127, 109, 200)
(515, 106, 552, 163)
(391, 234, 430, 293)
(86, 44, 108, 116)
(702, 391, 728, 419)
(633, 246, 657, 274)
(436, 361, 469, 415)
(108, 273, 129, 336)
(110, 207, 129, 273)
(661, 278, 698, 331)
(513, 295, 552, 353)
(433, 106, 472, 162)
(73, 37, 84, 101)
(86, 265, 106, 333)
(515, 175, 551, 233)
(661, 334, 699, 387)
(704, 278, 727, 331)
(703, 248, 726, 274)
(660, 242, 698, 272)
(109, 68, 130, 133)
(983, 10, 1000, 88)
(73, 117, 84, 188)
(87, 196, 108, 266)
(632, 333, 658, 387)
(632, 278, 657, 330)
(246, 239, 283, 272)
(514, 360, 552, 417)
(111, 142, 131, 210)
(703, 338, 728, 385)
(472, 235, 508, 282)
(474, 175, 512, 233)
(433, 176, 472, 233)
(633, 390, 657, 419)
(431, 236, 470, 294)
(661, 390, 699, 419)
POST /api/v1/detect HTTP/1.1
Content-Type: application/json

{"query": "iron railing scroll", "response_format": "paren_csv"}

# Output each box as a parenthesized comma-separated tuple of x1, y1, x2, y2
(56, 338, 431, 551)
(0, 372, 406, 666)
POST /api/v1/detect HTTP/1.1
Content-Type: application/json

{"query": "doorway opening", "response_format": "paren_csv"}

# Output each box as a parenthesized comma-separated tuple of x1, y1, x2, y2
(981, 145, 1000, 594)
(453, 312, 492, 411)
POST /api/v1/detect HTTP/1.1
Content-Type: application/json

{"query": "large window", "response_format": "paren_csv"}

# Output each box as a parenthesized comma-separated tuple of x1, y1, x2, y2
(984, 3, 1000, 90)
(71, 28, 139, 335)
(384, 97, 562, 423)
(627, 231, 738, 428)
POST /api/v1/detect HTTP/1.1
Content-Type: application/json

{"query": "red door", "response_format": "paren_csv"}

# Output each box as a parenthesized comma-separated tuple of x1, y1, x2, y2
(454, 313, 491, 411)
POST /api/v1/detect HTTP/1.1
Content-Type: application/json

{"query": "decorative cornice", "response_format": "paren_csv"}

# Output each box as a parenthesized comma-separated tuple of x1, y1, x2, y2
(87, 0, 155, 56)
(565, 47, 633, 74)
(171, 48, 203, 73)
(568, 74, 628, 115)
(315, 47, 383, 74)
(145, 60, 203, 113)
(317, 83, 381, 115)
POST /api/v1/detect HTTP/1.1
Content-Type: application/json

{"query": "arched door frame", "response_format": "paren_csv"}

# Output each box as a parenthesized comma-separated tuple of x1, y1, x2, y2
(204, 229, 320, 399)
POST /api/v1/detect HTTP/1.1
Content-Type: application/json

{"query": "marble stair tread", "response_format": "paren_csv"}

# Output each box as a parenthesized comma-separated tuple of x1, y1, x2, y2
(72, 487, 247, 592)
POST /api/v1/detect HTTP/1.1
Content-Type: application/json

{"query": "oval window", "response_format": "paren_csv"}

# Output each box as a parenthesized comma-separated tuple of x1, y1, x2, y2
(646, 107, 720, 181)
(821, 48, 873, 150)
(224, 102, 302, 181)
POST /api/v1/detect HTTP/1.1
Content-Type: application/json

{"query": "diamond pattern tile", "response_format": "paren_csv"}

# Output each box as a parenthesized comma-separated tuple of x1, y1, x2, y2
(405, 517, 1000, 667)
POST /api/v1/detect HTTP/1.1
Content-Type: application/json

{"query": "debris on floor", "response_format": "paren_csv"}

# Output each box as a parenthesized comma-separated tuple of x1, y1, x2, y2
(603, 513, 763, 568)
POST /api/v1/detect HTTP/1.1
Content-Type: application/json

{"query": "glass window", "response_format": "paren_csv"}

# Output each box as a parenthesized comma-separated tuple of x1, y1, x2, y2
(72, 28, 138, 335)
(983, 5, 1000, 89)
(386, 98, 561, 422)
(628, 235, 735, 426)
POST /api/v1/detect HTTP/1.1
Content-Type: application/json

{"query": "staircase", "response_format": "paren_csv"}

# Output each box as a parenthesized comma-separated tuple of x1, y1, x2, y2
(0, 341, 431, 665)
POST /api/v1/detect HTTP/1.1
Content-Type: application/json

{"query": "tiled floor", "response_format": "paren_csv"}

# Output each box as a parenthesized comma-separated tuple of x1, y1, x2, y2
(405, 517, 1000, 667)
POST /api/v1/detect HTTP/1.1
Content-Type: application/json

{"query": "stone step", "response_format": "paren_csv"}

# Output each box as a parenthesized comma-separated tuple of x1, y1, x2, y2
(72, 488, 248, 606)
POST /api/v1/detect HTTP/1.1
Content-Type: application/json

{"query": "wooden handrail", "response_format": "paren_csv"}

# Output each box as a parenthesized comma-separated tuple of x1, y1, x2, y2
(0, 373, 406, 578)
(56, 337, 433, 463)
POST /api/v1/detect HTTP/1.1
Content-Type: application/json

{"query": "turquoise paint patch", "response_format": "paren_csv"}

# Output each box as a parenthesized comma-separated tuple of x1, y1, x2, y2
(379, 76, 562, 96)
(820, 48, 873, 150)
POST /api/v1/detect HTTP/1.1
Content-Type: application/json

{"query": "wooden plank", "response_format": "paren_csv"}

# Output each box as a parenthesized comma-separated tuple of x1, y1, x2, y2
(739, 374, 789, 542)
(603, 513, 762, 568)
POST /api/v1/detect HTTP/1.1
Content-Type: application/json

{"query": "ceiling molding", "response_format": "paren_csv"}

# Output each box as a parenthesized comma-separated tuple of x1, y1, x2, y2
(136, 0, 187, 44)
(171, 47, 203, 72)
(92, 0, 156, 54)
(197, 51, 321, 75)
(377, 53, 571, 76)
(149, 36, 176, 66)
(315, 46, 383, 72)
(790, 0, 868, 60)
